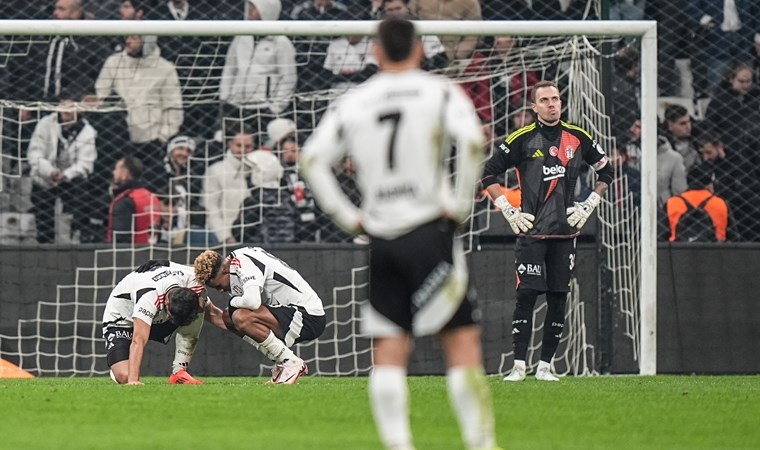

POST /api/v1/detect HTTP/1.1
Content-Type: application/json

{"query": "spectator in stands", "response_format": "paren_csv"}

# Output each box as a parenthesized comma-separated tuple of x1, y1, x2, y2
(201, 123, 256, 244)
(645, 0, 695, 97)
(108, 0, 159, 54)
(688, 0, 759, 96)
(611, 46, 641, 140)
(96, 34, 184, 188)
(698, 131, 754, 241)
(609, 142, 641, 208)
(704, 62, 760, 154)
(220, 0, 297, 124)
(290, 0, 347, 20)
(657, 134, 689, 206)
(663, 104, 701, 172)
(489, 36, 540, 138)
(107, 154, 161, 244)
(154, 0, 205, 62)
(152, 135, 205, 224)
(441, 38, 492, 124)
(11, 0, 109, 105)
(232, 150, 296, 243)
(623, 118, 642, 170)
(415, 0, 482, 61)
(323, 35, 378, 95)
(27, 88, 97, 243)
(264, 119, 321, 243)
(531, 0, 588, 19)
(156, 185, 220, 246)
(512, 107, 534, 131)
(665, 162, 732, 242)
(380, 0, 448, 71)
(289, 0, 348, 93)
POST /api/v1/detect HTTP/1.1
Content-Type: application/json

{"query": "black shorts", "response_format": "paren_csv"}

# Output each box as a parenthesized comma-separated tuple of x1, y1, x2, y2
(227, 303, 326, 346)
(102, 321, 178, 367)
(367, 218, 478, 337)
(514, 237, 576, 293)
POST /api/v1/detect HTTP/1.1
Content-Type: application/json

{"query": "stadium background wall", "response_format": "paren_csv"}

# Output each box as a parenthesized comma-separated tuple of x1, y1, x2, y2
(1, 244, 759, 376)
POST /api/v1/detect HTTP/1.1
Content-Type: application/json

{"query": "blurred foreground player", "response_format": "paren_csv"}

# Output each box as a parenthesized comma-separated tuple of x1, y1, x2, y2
(301, 17, 501, 450)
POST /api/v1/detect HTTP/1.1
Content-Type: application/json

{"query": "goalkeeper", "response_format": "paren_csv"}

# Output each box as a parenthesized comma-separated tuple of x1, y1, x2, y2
(481, 80, 612, 382)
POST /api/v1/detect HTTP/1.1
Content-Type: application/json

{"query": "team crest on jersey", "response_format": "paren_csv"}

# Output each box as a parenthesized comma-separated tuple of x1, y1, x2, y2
(231, 284, 243, 296)
(565, 146, 575, 159)
(549, 146, 559, 157)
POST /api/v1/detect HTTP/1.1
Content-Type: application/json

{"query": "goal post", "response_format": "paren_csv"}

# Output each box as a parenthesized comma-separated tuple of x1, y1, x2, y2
(0, 18, 658, 376)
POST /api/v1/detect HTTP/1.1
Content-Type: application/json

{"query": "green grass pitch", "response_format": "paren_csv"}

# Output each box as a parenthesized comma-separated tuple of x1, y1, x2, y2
(2, 375, 759, 449)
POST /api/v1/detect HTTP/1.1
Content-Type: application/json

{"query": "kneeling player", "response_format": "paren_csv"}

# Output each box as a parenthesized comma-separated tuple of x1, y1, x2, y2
(102, 263, 227, 385)
(194, 247, 326, 384)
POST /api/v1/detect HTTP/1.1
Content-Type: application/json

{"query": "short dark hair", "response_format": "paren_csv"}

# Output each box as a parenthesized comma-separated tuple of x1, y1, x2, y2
(377, 16, 416, 62)
(530, 80, 559, 104)
(665, 104, 689, 123)
(168, 287, 201, 327)
(224, 120, 257, 144)
(687, 162, 715, 189)
(696, 130, 722, 148)
(121, 154, 144, 180)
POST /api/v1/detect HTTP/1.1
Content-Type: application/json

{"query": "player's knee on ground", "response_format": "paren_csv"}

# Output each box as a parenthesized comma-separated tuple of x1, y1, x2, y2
(109, 364, 128, 384)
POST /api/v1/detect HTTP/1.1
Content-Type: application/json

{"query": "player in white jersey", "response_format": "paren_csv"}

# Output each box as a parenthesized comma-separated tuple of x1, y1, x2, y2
(102, 262, 227, 385)
(194, 247, 326, 385)
(300, 17, 501, 450)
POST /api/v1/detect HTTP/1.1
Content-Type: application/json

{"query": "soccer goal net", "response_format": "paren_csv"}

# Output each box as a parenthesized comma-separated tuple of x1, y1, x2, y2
(0, 4, 658, 377)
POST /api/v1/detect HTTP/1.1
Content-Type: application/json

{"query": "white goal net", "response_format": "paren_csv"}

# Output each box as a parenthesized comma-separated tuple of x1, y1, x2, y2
(0, 10, 657, 376)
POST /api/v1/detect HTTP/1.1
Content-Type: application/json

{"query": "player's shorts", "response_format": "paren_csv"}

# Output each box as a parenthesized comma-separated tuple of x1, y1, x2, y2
(514, 236, 576, 293)
(102, 321, 179, 367)
(365, 218, 478, 338)
(227, 303, 326, 347)
(267, 305, 326, 347)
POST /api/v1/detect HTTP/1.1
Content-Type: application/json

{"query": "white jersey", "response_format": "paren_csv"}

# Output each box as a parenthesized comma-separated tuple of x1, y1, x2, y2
(228, 247, 324, 316)
(301, 69, 485, 239)
(101, 263, 206, 333)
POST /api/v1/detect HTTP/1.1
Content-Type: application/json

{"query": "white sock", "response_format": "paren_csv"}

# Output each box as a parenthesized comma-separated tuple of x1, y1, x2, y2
(172, 313, 203, 374)
(513, 359, 526, 371)
(369, 365, 413, 450)
(244, 331, 300, 365)
(447, 366, 496, 450)
(538, 360, 551, 371)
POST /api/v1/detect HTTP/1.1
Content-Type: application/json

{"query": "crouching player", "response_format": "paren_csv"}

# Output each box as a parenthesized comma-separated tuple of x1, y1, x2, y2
(102, 262, 227, 385)
(194, 247, 326, 384)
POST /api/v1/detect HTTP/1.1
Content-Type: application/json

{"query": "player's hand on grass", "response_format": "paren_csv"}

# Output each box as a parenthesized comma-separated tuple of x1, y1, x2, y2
(566, 192, 601, 229)
(126, 380, 144, 386)
(495, 195, 534, 234)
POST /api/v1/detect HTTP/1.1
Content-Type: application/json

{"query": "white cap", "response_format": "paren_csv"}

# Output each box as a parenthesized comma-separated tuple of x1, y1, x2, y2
(166, 135, 196, 154)
(266, 118, 296, 147)
(245, 150, 284, 188)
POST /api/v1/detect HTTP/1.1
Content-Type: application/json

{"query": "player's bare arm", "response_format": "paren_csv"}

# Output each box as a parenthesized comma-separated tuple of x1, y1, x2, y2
(126, 318, 151, 385)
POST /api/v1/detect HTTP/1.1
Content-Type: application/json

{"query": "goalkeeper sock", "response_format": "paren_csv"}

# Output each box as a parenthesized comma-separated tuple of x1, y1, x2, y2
(370, 365, 413, 450)
(512, 289, 539, 361)
(540, 291, 567, 362)
(447, 366, 496, 450)
(246, 331, 300, 364)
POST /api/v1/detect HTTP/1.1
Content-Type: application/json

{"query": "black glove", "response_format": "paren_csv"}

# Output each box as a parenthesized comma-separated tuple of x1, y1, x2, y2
(135, 259, 170, 273)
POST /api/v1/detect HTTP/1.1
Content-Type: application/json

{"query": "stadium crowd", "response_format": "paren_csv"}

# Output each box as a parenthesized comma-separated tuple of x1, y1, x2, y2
(1, 0, 759, 244)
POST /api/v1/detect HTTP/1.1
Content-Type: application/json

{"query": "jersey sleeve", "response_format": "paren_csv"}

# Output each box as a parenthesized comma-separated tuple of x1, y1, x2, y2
(229, 252, 266, 310)
(579, 132, 613, 185)
(445, 84, 487, 221)
(132, 288, 159, 325)
(300, 101, 362, 233)
(481, 135, 521, 189)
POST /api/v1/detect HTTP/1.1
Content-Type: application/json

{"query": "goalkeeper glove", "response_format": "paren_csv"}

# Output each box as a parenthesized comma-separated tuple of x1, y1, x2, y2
(566, 192, 602, 229)
(135, 259, 170, 273)
(494, 195, 535, 234)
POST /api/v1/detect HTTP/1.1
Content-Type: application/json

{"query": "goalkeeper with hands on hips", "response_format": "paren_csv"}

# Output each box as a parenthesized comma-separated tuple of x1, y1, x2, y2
(481, 79, 612, 382)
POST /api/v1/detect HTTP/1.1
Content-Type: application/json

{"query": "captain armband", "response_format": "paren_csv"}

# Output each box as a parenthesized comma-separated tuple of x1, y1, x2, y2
(592, 156, 614, 186)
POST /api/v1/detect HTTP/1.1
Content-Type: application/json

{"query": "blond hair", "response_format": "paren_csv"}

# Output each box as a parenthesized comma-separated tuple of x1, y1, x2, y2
(194, 250, 223, 285)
